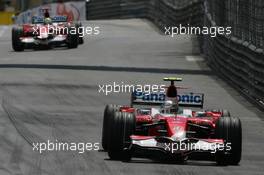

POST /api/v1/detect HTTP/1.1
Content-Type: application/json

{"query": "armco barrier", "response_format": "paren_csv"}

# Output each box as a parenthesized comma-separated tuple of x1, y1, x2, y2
(203, 1, 264, 108)
(86, 0, 264, 109)
(86, 0, 203, 27)
(86, 0, 148, 20)
(146, 0, 203, 30)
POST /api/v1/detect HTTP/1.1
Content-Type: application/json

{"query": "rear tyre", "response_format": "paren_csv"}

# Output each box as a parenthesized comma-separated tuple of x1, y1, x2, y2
(101, 104, 120, 151)
(12, 27, 24, 51)
(108, 112, 135, 160)
(215, 117, 242, 165)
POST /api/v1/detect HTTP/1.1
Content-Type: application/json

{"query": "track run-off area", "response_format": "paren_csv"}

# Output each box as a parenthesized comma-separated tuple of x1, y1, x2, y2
(0, 19, 263, 175)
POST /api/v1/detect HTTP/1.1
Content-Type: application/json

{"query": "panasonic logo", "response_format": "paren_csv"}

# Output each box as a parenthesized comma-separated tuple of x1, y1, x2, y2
(133, 92, 203, 104)
(133, 91, 165, 101)
(178, 93, 202, 103)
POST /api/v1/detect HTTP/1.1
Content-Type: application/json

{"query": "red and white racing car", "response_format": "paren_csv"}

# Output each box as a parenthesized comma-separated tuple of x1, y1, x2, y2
(102, 78, 242, 165)
(12, 8, 83, 51)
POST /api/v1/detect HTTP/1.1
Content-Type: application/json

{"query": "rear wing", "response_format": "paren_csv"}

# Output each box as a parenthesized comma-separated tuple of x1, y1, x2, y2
(131, 91, 204, 108)
(32, 16, 67, 24)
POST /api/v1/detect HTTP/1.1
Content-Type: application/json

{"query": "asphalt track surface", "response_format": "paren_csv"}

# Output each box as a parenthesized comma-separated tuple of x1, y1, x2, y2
(0, 19, 263, 175)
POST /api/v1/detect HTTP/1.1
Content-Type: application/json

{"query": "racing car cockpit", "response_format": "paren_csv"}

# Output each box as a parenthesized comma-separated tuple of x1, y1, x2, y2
(160, 99, 178, 114)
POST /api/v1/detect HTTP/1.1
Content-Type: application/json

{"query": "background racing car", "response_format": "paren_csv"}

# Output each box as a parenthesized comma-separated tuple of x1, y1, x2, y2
(101, 78, 242, 165)
(12, 8, 84, 51)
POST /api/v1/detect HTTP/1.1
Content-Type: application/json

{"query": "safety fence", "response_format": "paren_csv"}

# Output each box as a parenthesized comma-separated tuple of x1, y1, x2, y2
(86, 0, 264, 108)
(86, 0, 148, 20)
(203, 0, 264, 108)
(147, 0, 203, 29)
(86, 0, 203, 26)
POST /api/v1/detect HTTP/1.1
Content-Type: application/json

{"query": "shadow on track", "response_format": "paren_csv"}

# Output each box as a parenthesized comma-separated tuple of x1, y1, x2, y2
(0, 64, 212, 75)
(103, 158, 223, 167)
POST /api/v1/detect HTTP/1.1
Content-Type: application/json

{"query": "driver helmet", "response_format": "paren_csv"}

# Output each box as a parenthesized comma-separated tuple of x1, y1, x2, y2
(161, 98, 178, 114)
(44, 17, 52, 25)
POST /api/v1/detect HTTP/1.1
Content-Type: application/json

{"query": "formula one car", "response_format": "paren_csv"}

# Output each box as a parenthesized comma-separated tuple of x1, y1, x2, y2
(101, 78, 242, 165)
(12, 8, 84, 51)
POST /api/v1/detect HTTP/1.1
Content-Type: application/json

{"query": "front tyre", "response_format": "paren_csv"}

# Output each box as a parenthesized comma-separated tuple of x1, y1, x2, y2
(12, 27, 24, 51)
(215, 117, 242, 165)
(75, 22, 84, 44)
(107, 112, 135, 160)
(101, 104, 120, 151)
(67, 26, 78, 49)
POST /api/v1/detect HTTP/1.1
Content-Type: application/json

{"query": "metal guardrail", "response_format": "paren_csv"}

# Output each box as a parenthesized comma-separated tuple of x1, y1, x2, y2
(86, 0, 264, 109)
(86, 0, 203, 26)
(147, 0, 203, 30)
(203, 0, 264, 109)
(86, 0, 148, 20)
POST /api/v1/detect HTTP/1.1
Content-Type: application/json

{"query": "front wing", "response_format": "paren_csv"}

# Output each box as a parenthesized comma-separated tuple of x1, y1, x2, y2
(20, 35, 67, 45)
(129, 136, 227, 160)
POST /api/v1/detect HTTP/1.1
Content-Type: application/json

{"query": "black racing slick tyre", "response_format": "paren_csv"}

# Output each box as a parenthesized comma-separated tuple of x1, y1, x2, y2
(107, 112, 135, 160)
(79, 35, 84, 44)
(12, 26, 24, 51)
(75, 22, 84, 44)
(101, 104, 120, 151)
(215, 117, 242, 165)
(67, 26, 78, 49)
